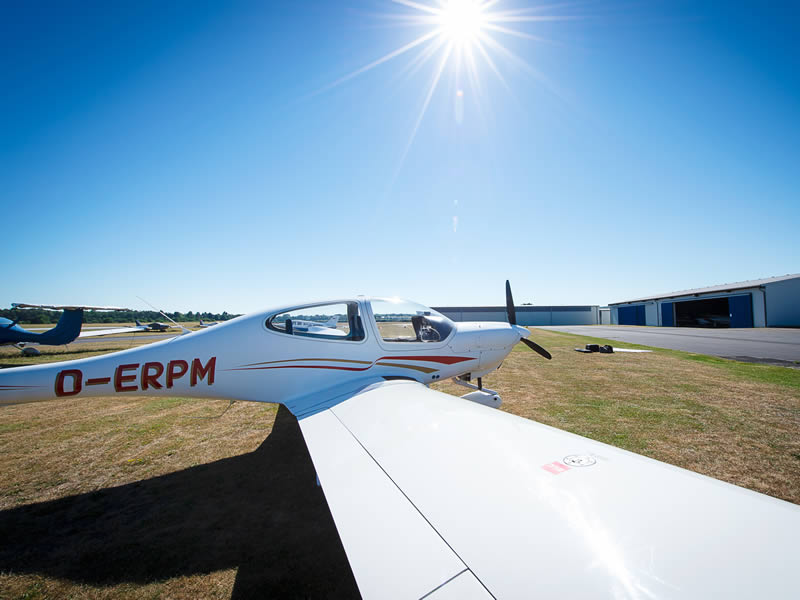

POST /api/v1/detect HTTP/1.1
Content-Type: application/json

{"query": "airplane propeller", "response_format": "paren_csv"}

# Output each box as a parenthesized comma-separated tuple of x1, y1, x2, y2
(505, 280, 552, 360)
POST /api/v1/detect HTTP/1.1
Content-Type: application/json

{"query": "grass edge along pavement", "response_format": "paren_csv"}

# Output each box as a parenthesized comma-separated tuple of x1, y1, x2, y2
(534, 327, 800, 390)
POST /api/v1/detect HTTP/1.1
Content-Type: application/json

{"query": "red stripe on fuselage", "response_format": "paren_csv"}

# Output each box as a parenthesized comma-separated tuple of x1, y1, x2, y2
(229, 365, 371, 372)
(378, 355, 474, 364)
(227, 355, 474, 373)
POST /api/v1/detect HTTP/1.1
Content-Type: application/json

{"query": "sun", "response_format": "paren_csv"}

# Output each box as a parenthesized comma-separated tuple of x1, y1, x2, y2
(436, 0, 486, 45)
(320, 1, 571, 175)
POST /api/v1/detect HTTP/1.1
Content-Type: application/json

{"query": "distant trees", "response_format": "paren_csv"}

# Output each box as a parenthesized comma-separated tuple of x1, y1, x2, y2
(0, 308, 241, 325)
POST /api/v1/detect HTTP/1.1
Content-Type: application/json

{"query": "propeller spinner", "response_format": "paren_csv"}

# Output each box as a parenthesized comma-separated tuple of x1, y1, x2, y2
(505, 280, 552, 360)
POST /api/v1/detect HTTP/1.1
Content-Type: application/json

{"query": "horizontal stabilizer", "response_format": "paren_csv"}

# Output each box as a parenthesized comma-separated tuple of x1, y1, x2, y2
(78, 326, 150, 338)
(12, 303, 129, 311)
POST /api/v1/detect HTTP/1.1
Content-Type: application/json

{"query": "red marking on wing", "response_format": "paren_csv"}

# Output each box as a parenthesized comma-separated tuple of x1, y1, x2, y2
(86, 377, 111, 386)
(378, 355, 474, 365)
(542, 462, 570, 475)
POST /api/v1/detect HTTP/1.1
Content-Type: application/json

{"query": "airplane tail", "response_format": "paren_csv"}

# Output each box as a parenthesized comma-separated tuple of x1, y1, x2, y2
(325, 316, 339, 328)
(36, 309, 84, 346)
(135, 319, 142, 327)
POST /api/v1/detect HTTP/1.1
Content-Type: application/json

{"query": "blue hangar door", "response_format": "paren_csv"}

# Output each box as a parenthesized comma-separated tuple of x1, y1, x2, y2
(728, 294, 753, 328)
(619, 305, 646, 325)
(661, 302, 675, 327)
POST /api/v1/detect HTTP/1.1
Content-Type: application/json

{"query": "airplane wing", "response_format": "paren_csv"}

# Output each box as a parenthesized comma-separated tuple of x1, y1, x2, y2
(12, 303, 129, 311)
(299, 380, 800, 599)
(78, 325, 150, 338)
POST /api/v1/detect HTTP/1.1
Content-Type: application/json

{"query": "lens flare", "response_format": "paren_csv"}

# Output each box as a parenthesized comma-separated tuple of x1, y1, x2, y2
(321, 1, 573, 176)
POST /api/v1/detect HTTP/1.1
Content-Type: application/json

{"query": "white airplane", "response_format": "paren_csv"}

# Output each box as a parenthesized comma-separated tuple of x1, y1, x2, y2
(78, 323, 151, 338)
(197, 319, 219, 328)
(0, 282, 798, 599)
(284, 315, 342, 335)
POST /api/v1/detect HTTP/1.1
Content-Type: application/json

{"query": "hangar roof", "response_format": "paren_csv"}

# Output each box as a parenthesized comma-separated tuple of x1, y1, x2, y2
(610, 273, 800, 305)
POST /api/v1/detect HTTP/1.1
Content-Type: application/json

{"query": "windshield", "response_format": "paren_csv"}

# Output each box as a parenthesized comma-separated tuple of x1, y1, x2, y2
(369, 298, 455, 343)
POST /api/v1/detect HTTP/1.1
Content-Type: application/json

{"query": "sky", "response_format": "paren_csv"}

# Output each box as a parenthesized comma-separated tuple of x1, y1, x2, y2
(2, 0, 798, 313)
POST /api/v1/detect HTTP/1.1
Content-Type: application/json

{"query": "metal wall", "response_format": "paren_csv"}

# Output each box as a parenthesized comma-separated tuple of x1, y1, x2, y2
(434, 306, 599, 326)
(766, 278, 800, 326)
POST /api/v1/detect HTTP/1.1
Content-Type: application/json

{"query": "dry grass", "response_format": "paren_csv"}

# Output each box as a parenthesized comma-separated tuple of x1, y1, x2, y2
(0, 398, 358, 599)
(0, 338, 172, 369)
(1, 328, 799, 599)
(0, 337, 358, 600)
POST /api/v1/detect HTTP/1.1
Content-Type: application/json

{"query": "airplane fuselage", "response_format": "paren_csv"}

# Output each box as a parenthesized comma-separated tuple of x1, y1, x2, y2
(0, 298, 527, 416)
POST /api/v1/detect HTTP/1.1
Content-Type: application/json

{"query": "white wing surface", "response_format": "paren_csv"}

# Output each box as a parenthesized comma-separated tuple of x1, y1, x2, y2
(78, 326, 149, 338)
(299, 380, 800, 600)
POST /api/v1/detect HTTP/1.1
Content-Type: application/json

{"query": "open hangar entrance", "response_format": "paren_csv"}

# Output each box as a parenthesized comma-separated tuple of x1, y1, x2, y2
(663, 295, 753, 328)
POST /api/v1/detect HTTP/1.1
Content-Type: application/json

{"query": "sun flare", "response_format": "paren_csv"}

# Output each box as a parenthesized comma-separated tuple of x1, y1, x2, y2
(323, 1, 571, 176)
(437, 0, 486, 45)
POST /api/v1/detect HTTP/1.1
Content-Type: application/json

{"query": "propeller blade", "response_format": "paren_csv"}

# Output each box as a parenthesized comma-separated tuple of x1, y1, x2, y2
(507, 279, 551, 359)
(521, 337, 552, 360)
(505, 280, 516, 325)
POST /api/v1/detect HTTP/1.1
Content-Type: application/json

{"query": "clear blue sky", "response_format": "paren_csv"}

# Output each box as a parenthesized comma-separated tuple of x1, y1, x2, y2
(2, 1, 798, 313)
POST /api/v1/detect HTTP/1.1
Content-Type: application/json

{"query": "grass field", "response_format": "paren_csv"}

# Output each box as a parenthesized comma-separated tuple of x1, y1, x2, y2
(0, 338, 171, 368)
(1, 328, 798, 599)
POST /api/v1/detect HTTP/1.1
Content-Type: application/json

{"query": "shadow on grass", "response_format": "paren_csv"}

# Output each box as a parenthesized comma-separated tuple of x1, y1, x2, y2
(0, 406, 359, 599)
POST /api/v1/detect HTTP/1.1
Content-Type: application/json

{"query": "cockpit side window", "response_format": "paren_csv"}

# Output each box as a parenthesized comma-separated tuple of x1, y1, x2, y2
(266, 302, 365, 341)
(370, 299, 454, 343)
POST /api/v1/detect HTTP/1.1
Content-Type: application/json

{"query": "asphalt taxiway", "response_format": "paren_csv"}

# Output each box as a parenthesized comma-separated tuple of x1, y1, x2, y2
(537, 325, 800, 366)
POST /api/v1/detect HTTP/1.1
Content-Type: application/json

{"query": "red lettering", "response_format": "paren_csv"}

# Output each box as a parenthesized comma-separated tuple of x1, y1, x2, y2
(166, 360, 188, 388)
(55, 369, 82, 397)
(141, 362, 164, 390)
(190, 357, 216, 386)
(114, 363, 139, 392)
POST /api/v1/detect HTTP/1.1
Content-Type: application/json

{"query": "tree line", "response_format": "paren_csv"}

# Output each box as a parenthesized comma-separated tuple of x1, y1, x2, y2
(0, 308, 240, 325)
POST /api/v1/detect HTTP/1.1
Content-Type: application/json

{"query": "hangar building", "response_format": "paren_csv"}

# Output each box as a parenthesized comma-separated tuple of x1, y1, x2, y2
(609, 274, 800, 328)
(433, 305, 599, 326)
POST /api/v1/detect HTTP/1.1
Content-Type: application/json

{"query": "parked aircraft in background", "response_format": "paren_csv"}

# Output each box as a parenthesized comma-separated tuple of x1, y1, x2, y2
(1, 283, 797, 598)
(134, 319, 175, 332)
(1, 304, 131, 355)
(198, 320, 218, 328)
(284, 315, 342, 336)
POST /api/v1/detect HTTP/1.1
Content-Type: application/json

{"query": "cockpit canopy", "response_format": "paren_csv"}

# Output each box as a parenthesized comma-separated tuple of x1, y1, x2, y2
(263, 298, 455, 344)
(369, 298, 455, 343)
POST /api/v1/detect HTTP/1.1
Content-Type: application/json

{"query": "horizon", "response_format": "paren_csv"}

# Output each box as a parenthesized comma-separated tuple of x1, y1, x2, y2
(2, 1, 798, 313)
